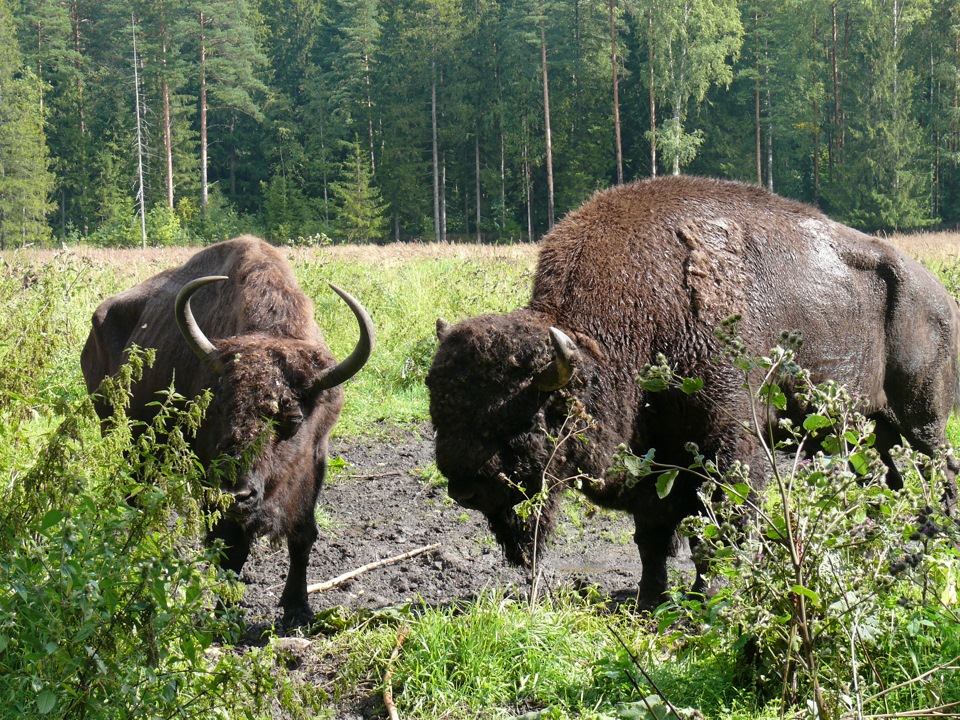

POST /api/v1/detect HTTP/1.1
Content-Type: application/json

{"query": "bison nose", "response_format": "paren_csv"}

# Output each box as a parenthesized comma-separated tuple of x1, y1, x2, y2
(230, 486, 259, 510)
(447, 479, 482, 510)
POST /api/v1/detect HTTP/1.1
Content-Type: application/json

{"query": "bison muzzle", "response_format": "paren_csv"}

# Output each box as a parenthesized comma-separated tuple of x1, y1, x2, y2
(426, 175, 960, 608)
(82, 235, 374, 628)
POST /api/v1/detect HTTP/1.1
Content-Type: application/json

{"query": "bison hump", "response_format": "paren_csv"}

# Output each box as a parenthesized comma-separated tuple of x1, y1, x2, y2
(677, 218, 746, 326)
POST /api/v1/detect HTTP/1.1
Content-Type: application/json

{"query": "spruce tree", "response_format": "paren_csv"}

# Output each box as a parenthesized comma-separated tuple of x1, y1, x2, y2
(331, 135, 387, 243)
(0, 0, 54, 248)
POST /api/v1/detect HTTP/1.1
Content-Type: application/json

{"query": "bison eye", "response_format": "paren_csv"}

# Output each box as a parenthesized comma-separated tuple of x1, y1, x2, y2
(275, 409, 304, 440)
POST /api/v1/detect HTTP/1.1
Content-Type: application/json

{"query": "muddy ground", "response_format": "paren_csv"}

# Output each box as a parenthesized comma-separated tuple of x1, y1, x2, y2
(233, 425, 695, 717)
(238, 424, 699, 626)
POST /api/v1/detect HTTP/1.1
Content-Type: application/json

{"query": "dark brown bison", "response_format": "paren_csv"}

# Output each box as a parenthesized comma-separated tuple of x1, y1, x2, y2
(426, 175, 960, 607)
(81, 235, 374, 627)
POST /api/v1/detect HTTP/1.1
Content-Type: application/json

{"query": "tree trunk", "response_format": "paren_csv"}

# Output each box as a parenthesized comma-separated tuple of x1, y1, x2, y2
(131, 14, 147, 249)
(754, 11, 761, 184)
(200, 11, 209, 217)
(610, 0, 623, 184)
(812, 15, 820, 203)
(475, 132, 482, 242)
(431, 59, 441, 242)
(830, 1, 839, 171)
(229, 115, 237, 197)
(71, 1, 85, 134)
(500, 131, 506, 233)
(540, 22, 555, 229)
(648, 3, 657, 177)
(755, 82, 762, 184)
(523, 119, 532, 241)
(364, 52, 376, 173)
(765, 84, 773, 191)
(441, 155, 447, 241)
(160, 0, 174, 209)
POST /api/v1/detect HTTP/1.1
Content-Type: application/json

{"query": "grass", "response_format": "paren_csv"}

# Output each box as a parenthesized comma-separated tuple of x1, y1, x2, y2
(2, 236, 960, 719)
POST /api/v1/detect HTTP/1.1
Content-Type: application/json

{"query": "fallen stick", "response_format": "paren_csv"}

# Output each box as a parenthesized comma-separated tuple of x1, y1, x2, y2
(383, 624, 410, 720)
(346, 471, 403, 479)
(306, 543, 441, 594)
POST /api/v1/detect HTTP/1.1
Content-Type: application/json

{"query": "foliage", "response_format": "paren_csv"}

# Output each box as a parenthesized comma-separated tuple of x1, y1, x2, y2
(615, 321, 960, 719)
(295, 248, 534, 434)
(0, 352, 323, 718)
(262, 171, 318, 243)
(145, 204, 188, 247)
(330, 135, 388, 243)
(0, 0, 53, 249)
(2, 246, 959, 719)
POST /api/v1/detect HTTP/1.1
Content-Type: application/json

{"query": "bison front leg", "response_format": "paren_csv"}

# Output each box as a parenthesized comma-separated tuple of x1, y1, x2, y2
(278, 518, 318, 629)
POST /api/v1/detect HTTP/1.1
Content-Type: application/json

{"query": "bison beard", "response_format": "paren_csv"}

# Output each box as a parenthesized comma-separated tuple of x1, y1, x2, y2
(81, 236, 374, 628)
(427, 175, 960, 609)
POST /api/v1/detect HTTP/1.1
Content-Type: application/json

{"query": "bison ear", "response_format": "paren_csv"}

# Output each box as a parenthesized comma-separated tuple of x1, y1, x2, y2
(534, 327, 578, 392)
(436, 317, 452, 341)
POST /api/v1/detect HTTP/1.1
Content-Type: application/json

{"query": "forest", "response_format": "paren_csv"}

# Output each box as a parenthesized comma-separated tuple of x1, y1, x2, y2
(2, 0, 960, 248)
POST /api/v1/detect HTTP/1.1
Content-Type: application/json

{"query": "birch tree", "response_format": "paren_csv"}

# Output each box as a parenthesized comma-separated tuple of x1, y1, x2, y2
(646, 0, 742, 174)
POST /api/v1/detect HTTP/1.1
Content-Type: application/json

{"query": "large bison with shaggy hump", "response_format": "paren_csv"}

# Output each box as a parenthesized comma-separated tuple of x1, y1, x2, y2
(81, 235, 373, 627)
(426, 175, 960, 607)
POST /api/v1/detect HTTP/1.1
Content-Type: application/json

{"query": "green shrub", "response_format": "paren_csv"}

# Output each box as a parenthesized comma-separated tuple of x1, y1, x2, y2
(615, 323, 960, 719)
(0, 350, 321, 718)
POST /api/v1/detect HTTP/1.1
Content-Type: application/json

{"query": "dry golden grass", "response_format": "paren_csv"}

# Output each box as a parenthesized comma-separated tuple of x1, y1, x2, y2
(1, 241, 539, 283)
(5, 230, 960, 279)
(887, 231, 960, 263)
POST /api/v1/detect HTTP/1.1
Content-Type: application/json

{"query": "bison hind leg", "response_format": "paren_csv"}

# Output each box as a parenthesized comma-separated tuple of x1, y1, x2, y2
(632, 520, 683, 610)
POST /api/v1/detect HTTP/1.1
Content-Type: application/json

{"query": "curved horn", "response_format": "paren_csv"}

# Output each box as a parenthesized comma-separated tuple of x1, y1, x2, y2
(175, 275, 228, 374)
(311, 283, 375, 394)
(534, 327, 577, 392)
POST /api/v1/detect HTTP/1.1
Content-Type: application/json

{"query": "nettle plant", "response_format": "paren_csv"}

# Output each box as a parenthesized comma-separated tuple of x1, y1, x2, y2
(614, 319, 960, 719)
(0, 349, 321, 718)
(513, 397, 597, 599)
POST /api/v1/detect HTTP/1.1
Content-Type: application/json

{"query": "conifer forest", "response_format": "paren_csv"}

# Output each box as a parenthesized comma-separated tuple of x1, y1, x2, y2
(3, 0, 960, 247)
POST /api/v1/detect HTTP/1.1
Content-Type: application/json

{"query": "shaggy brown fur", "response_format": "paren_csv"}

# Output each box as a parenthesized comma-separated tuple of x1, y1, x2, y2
(427, 175, 960, 607)
(82, 235, 365, 628)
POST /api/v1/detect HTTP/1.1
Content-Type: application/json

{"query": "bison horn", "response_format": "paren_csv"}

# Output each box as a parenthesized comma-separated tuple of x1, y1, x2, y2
(534, 327, 577, 391)
(436, 317, 452, 340)
(176, 275, 229, 374)
(310, 284, 375, 394)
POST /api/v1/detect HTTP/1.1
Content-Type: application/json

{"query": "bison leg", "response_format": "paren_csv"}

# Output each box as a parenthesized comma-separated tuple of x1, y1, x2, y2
(871, 417, 905, 490)
(208, 518, 252, 576)
(632, 518, 681, 609)
(278, 519, 319, 629)
(873, 413, 960, 509)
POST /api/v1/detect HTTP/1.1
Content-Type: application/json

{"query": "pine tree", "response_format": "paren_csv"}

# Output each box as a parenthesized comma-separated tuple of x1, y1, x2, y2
(331, 135, 387, 243)
(0, 0, 54, 248)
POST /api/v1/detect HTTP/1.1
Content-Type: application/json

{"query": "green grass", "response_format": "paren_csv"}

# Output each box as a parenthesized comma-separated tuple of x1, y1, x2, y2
(299, 251, 534, 435)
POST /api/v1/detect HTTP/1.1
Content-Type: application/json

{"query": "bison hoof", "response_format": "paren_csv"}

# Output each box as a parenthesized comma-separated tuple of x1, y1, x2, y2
(281, 605, 315, 631)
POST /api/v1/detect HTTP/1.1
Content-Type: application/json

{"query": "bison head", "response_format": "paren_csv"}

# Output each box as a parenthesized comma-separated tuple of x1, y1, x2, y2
(176, 276, 373, 532)
(425, 310, 589, 568)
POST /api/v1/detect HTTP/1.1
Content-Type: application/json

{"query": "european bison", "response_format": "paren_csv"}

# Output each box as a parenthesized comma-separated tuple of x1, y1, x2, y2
(81, 235, 374, 627)
(426, 175, 960, 607)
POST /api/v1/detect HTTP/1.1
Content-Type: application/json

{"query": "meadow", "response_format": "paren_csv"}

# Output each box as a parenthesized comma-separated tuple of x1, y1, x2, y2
(1, 235, 959, 719)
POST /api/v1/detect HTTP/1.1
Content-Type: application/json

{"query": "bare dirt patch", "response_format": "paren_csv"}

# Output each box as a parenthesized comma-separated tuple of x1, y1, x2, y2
(235, 424, 695, 633)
